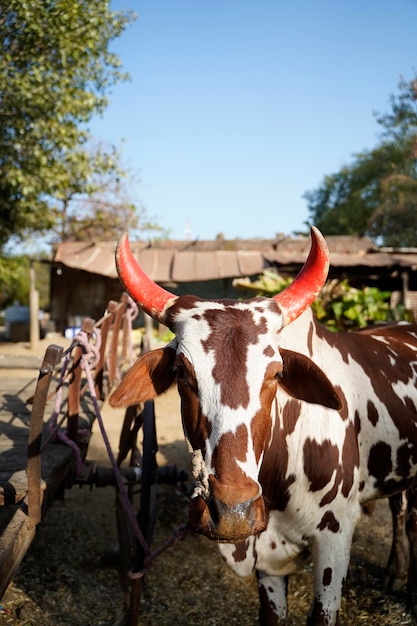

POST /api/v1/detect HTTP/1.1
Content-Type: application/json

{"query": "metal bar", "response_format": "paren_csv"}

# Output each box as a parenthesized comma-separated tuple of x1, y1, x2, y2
(27, 344, 63, 527)
(128, 400, 158, 626)
(117, 404, 143, 466)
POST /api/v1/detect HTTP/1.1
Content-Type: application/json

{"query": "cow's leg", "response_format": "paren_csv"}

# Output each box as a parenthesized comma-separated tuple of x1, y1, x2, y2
(406, 485, 417, 617)
(307, 518, 357, 626)
(256, 571, 288, 626)
(384, 492, 408, 591)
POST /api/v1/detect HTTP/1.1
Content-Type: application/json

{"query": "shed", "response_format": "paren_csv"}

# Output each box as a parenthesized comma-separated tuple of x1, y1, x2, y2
(50, 235, 417, 334)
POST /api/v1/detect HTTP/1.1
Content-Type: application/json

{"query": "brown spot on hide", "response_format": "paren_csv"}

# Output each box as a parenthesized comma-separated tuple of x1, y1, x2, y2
(263, 344, 275, 357)
(367, 400, 379, 426)
(368, 441, 392, 484)
(210, 425, 261, 506)
(354, 410, 361, 434)
(317, 421, 359, 505)
(396, 442, 417, 479)
(317, 320, 417, 443)
(340, 421, 360, 498)
(251, 410, 272, 465)
(231, 540, 250, 563)
(303, 438, 339, 492)
(166, 294, 203, 321)
(323, 567, 333, 586)
(307, 600, 329, 625)
(176, 354, 211, 452)
(258, 582, 278, 624)
(260, 400, 299, 512)
(252, 362, 283, 463)
(282, 397, 301, 436)
(317, 510, 340, 533)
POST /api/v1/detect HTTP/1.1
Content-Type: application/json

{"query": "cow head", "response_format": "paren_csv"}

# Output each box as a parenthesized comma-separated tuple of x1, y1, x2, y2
(109, 227, 341, 542)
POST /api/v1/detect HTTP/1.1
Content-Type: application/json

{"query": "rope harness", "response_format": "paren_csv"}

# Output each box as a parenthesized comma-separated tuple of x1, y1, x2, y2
(43, 317, 188, 579)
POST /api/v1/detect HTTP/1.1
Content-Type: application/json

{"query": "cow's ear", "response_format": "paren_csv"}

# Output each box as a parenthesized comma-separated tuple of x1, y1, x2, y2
(279, 348, 342, 410)
(109, 346, 177, 408)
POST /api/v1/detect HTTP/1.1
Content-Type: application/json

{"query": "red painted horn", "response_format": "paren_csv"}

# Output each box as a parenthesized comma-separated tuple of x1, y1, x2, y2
(273, 226, 329, 325)
(115, 233, 177, 322)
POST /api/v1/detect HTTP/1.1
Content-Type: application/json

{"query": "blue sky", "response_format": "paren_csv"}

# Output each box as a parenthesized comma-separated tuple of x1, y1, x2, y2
(89, 0, 417, 241)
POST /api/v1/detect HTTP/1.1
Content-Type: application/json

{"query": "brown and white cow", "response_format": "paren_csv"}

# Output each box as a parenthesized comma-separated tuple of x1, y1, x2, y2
(109, 227, 417, 626)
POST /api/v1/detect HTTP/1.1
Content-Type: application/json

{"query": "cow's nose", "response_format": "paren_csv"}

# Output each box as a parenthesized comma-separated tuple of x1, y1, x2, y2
(188, 491, 267, 541)
(207, 493, 266, 540)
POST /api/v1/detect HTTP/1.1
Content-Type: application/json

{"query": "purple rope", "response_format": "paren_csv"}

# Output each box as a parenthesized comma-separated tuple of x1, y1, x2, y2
(77, 332, 151, 557)
(46, 345, 86, 475)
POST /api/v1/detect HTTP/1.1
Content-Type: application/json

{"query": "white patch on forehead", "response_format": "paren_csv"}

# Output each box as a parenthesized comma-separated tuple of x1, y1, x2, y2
(173, 297, 284, 479)
(175, 299, 283, 428)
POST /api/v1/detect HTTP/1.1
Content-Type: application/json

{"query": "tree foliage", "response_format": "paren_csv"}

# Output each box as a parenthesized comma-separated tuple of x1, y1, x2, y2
(305, 75, 417, 246)
(50, 143, 168, 243)
(0, 255, 50, 311)
(0, 1, 136, 249)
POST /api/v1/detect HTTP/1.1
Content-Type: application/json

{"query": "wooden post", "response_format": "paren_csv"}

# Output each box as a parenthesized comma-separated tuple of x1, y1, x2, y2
(29, 261, 40, 351)
(27, 344, 63, 526)
(108, 294, 128, 388)
(94, 300, 117, 399)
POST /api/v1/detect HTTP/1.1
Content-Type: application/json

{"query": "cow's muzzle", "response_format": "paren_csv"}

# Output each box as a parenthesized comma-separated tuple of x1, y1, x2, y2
(188, 490, 267, 542)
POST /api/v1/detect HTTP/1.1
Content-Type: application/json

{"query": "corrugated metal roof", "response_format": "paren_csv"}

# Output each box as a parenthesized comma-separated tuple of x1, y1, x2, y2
(237, 251, 265, 276)
(328, 252, 396, 268)
(264, 250, 400, 268)
(52, 242, 266, 281)
(51, 238, 417, 283)
(170, 250, 264, 281)
(390, 253, 417, 270)
(53, 242, 117, 277)
(137, 248, 174, 282)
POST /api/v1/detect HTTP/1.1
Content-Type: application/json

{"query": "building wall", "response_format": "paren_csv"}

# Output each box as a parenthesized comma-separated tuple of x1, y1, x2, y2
(49, 266, 252, 335)
(50, 261, 417, 336)
(50, 266, 122, 334)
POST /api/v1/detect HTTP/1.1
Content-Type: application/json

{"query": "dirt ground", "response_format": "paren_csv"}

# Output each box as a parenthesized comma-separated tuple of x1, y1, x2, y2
(0, 338, 416, 625)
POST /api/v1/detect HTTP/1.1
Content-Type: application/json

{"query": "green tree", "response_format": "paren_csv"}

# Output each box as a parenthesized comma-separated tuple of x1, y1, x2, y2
(47, 142, 167, 244)
(305, 74, 417, 246)
(0, 0, 136, 249)
(0, 256, 30, 309)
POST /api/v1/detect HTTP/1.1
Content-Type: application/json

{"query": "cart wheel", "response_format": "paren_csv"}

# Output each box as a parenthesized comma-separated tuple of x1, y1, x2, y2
(115, 399, 159, 626)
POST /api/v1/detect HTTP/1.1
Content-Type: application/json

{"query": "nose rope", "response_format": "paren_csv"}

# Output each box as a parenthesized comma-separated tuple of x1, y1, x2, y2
(185, 438, 210, 499)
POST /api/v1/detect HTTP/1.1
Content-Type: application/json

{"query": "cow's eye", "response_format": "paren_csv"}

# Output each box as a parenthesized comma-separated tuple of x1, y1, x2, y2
(274, 364, 283, 380)
(175, 363, 189, 386)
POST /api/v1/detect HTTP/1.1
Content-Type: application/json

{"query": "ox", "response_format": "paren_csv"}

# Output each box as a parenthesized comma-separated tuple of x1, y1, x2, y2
(110, 227, 417, 625)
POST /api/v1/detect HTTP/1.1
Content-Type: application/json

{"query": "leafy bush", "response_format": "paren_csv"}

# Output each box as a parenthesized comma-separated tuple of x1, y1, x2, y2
(234, 272, 400, 330)
(312, 279, 392, 330)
